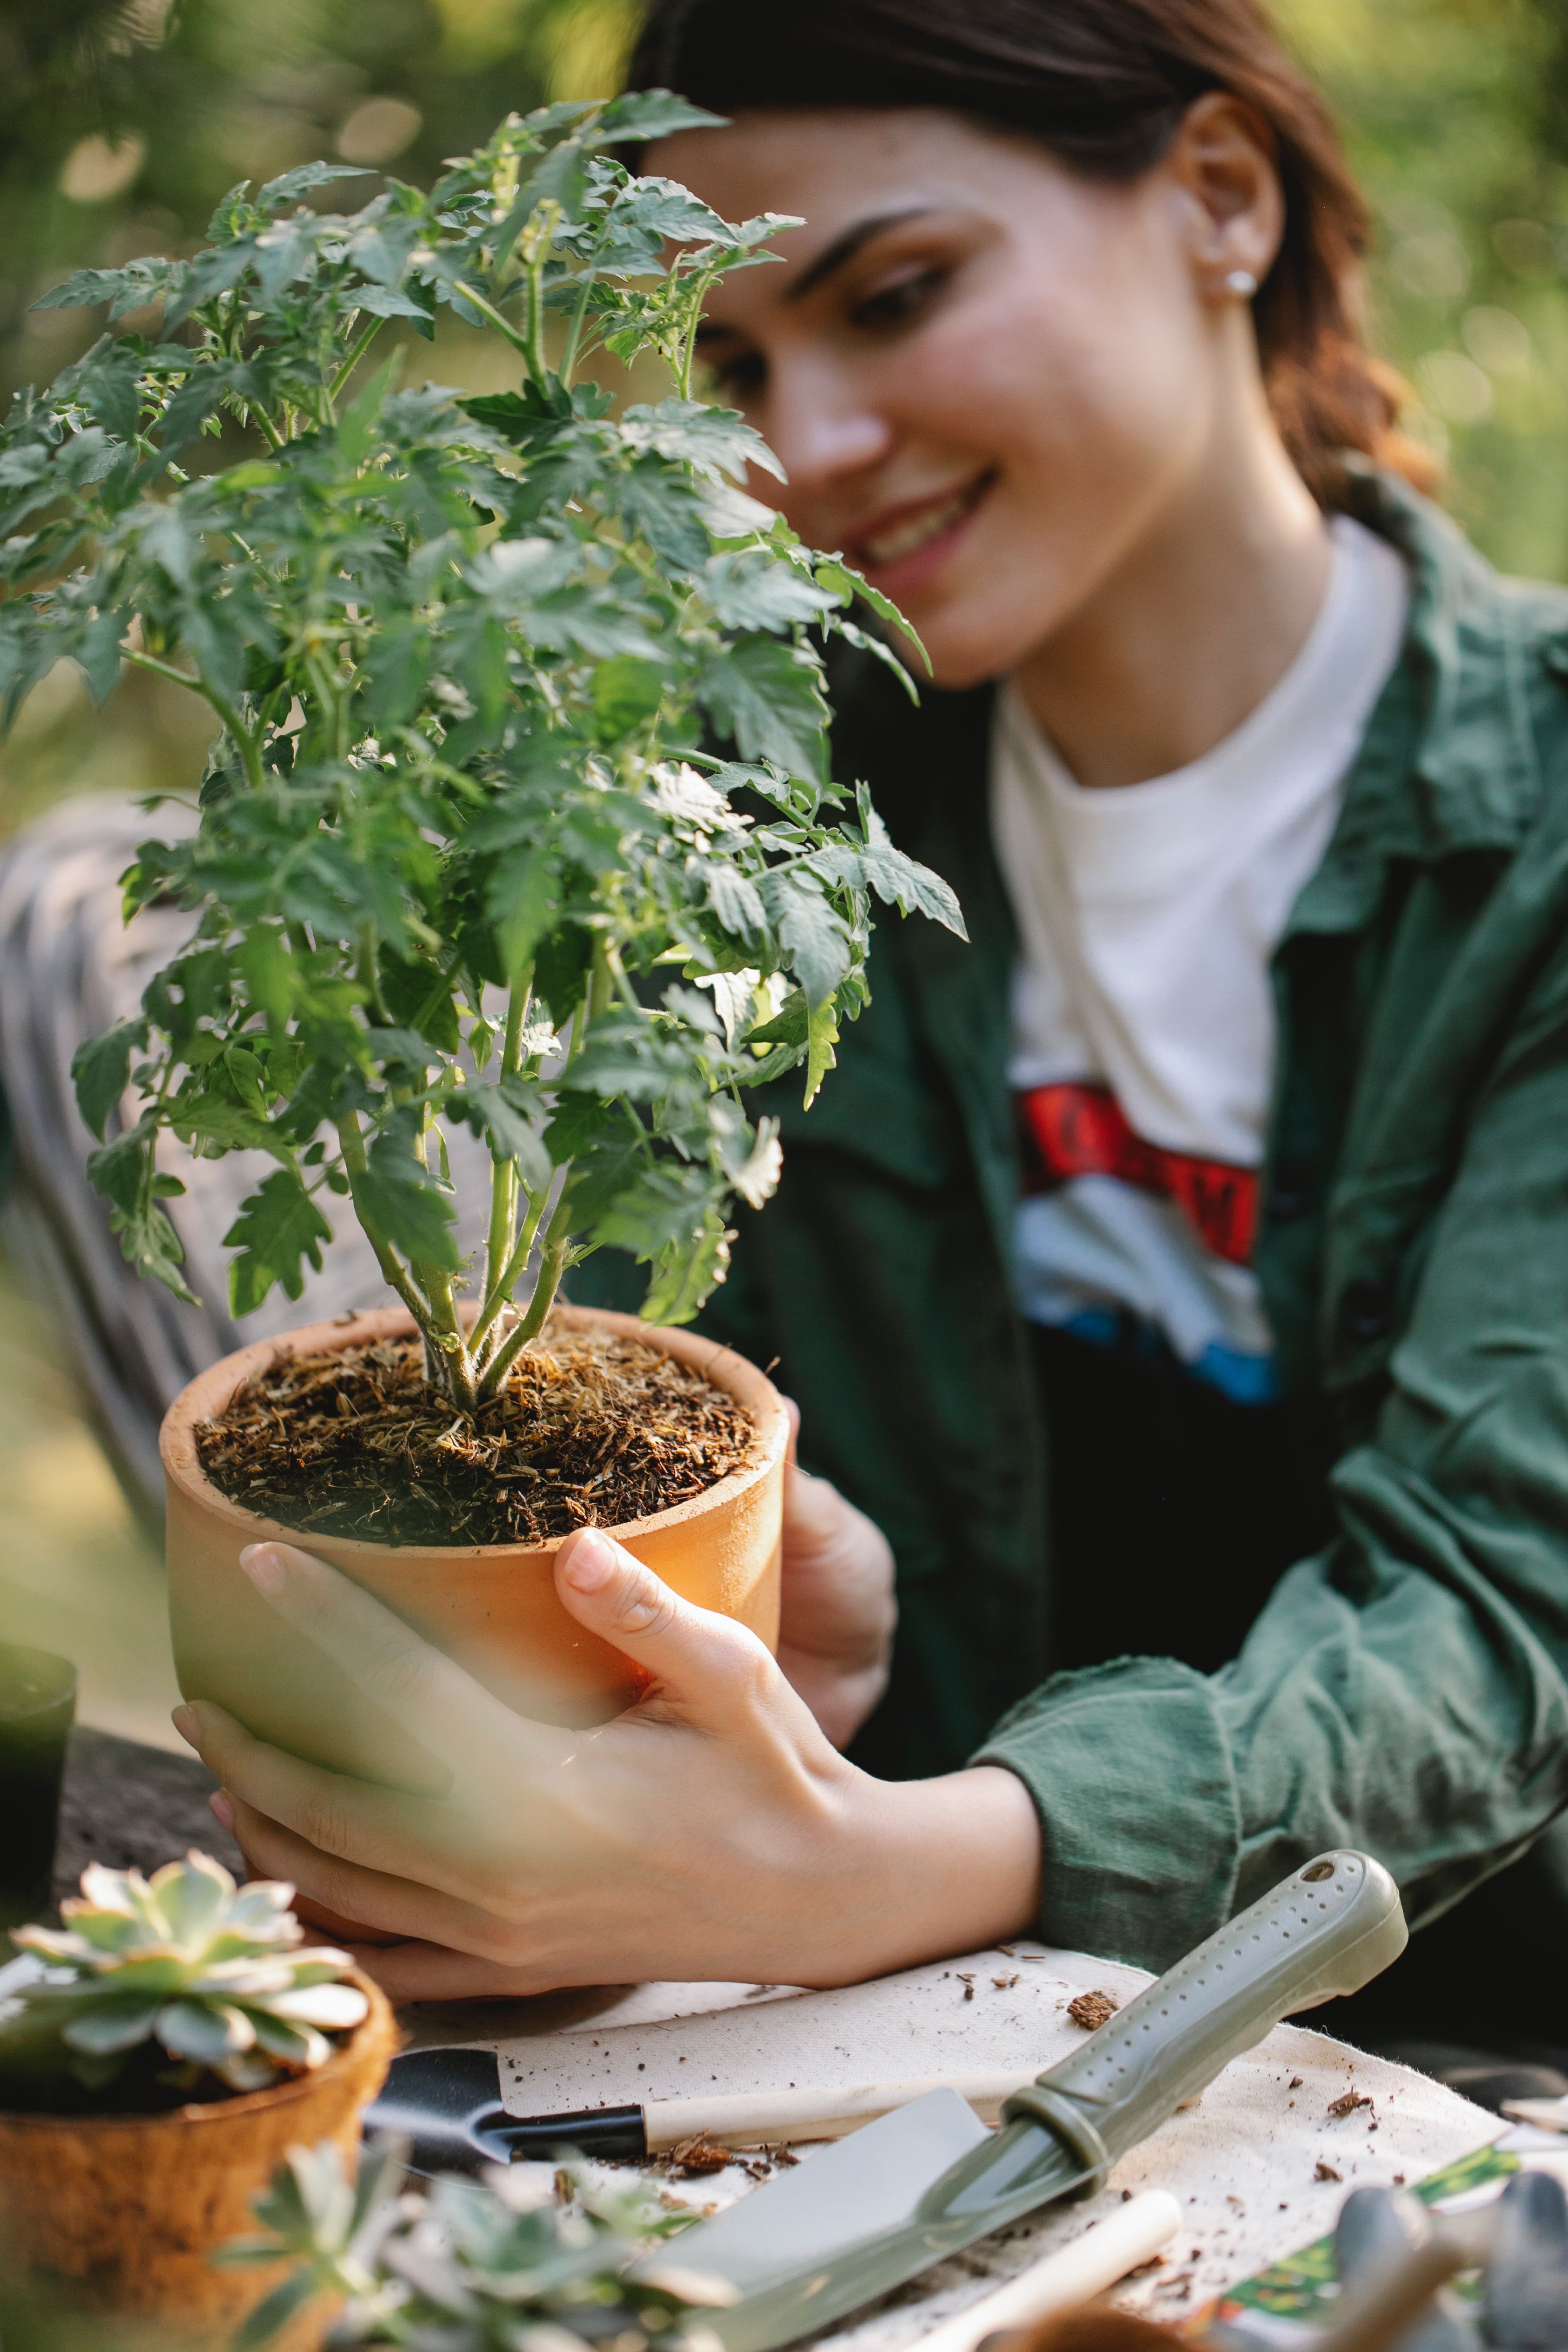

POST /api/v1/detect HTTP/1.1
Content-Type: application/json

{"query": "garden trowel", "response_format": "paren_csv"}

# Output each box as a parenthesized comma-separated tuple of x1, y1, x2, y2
(651, 1849, 1406, 2352)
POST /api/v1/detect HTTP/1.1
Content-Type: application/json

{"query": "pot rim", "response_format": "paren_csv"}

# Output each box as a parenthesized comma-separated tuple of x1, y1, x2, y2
(0, 1968, 396, 2138)
(161, 1302, 790, 1565)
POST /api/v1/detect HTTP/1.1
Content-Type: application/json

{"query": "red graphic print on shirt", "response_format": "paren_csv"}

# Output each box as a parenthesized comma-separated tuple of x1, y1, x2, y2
(1019, 1082, 1259, 1266)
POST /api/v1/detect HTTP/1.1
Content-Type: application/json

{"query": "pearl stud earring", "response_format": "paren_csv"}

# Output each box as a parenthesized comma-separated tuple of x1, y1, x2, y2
(1225, 268, 1259, 298)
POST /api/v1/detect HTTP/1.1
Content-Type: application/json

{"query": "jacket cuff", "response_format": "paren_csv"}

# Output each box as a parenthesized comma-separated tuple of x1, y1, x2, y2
(971, 1658, 1242, 1973)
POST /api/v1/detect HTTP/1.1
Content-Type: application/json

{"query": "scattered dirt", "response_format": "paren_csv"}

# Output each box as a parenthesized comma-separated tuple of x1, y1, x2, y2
(195, 1317, 755, 1548)
(1315, 2161, 1342, 2183)
(1067, 1990, 1120, 2031)
(1327, 2089, 1373, 2119)
(667, 2132, 736, 2176)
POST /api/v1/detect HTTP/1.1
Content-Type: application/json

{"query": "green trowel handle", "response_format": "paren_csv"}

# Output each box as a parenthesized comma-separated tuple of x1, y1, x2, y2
(1004, 1850, 1406, 2181)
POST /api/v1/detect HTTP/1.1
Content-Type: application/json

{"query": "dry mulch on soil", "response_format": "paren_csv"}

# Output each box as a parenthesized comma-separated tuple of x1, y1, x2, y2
(195, 1316, 756, 1548)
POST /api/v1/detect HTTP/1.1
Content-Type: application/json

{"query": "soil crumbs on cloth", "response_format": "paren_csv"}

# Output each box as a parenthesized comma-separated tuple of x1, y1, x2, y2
(195, 1318, 755, 1547)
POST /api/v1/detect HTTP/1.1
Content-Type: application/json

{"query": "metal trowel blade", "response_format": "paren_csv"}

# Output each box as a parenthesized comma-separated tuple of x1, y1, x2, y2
(364, 2046, 511, 2176)
(658, 2089, 989, 2296)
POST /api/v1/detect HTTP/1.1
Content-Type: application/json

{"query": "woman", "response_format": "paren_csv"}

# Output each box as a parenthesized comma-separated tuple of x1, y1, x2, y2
(177, 0, 1568, 2045)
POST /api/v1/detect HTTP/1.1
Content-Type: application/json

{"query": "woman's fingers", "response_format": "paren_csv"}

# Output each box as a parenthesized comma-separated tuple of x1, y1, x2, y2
(345, 1937, 559, 2002)
(236, 1542, 566, 1774)
(555, 1527, 780, 1727)
(174, 1700, 446, 1883)
(220, 1790, 517, 1957)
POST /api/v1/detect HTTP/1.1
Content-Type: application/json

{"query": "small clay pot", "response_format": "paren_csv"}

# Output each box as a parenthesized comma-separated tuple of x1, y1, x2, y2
(164, 1303, 787, 1796)
(0, 1973, 396, 2344)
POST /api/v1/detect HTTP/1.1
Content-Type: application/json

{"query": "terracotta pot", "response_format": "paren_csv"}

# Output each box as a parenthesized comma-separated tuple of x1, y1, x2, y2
(165, 1304, 787, 1798)
(0, 1973, 396, 2344)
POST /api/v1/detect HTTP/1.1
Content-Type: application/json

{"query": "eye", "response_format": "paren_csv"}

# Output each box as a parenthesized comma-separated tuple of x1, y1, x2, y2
(849, 265, 946, 332)
(700, 346, 766, 401)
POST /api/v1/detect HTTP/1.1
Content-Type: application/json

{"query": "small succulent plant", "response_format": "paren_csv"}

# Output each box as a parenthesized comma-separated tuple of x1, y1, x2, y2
(221, 2135, 733, 2352)
(0, 1849, 368, 2104)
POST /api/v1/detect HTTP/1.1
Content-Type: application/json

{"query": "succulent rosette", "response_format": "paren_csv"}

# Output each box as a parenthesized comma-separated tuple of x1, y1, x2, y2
(0, 1849, 367, 2098)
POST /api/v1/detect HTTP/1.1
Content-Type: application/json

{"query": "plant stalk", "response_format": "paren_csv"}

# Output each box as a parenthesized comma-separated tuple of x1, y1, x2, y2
(122, 648, 267, 792)
(327, 313, 386, 408)
(478, 1192, 575, 1399)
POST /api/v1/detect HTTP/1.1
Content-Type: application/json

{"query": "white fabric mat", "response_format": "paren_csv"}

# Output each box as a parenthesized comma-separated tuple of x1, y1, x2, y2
(405, 1940, 1498, 2333)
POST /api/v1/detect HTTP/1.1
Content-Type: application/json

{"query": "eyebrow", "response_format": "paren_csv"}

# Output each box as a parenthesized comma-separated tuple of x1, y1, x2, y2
(692, 204, 941, 345)
(782, 205, 937, 304)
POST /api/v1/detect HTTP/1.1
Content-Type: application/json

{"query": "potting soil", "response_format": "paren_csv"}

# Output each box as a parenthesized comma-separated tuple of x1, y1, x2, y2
(194, 1318, 756, 1547)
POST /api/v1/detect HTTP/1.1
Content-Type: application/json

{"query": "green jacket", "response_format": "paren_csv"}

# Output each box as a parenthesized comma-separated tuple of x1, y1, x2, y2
(577, 469, 1568, 1973)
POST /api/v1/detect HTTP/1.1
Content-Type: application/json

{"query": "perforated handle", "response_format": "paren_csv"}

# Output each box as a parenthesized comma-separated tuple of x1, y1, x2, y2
(1006, 1851, 1405, 2171)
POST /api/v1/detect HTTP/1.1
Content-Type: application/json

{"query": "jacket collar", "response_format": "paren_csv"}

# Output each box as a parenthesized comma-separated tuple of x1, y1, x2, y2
(1288, 466, 1568, 934)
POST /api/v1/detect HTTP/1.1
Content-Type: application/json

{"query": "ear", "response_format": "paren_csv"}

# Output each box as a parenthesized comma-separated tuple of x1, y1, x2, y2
(1164, 92, 1286, 302)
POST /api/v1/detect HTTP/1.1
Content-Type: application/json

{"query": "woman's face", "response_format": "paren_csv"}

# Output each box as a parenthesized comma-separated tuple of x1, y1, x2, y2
(650, 108, 1277, 688)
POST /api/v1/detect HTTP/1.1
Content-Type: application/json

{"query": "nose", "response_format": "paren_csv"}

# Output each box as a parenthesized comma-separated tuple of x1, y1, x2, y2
(755, 356, 893, 515)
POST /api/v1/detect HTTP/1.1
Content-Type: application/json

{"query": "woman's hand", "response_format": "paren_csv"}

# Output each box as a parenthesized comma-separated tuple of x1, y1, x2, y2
(173, 1532, 1040, 2003)
(777, 1403, 897, 1749)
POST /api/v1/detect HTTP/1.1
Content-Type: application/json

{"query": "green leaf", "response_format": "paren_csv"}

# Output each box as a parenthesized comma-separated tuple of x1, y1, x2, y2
(258, 161, 368, 206)
(856, 805, 967, 938)
(804, 1000, 840, 1108)
(224, 1170, 333, 1316)
(592, 655, 666, 742)
(707, 864, 767, 940)
(72, 1019, 145, 1140)
(379, 950, 461, 1054)
(232, 2266, 319, 2352)
(702, 552, 836, 631)
(815, 559, 929, 665)
(240, 928, 295, 1029)
(461, 1081, 552, 1190)
(111, 1193, 198, 1305)
(357, 1128, 461, 1273)
(745, 988, 808, 1050)
(699, 636, 830, 780)
(640, 1209, 735, 1325)
(597, 91, 728, 142)
(61, 1997, 162, 2056)
(485, 851, 559, 981)
(596, 1162, 717, 1256)
(162, 242, 255, 331)
(86, 1117, 155, 1213)
(776, 879, 851, 1005)
(622, 399, 784, 486)
(171, 1097, 288, 1157)
(155, 1998, 251, 2064)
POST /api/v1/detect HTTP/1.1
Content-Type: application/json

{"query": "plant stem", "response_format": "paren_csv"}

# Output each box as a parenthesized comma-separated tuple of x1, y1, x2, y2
(448, 277, 533, 364)
(478, 1191, 575, 1399)
(415, 1268, 478, 1410)
(560, 269, 595, 386)
(482, 981, 530, 1305)
(471, 1179, 550, 1364)
(121, 648, 266, 791)
(336, 1110, 439, 1342)
(524, 202, 560, 391)
(328, 313, 385, 408)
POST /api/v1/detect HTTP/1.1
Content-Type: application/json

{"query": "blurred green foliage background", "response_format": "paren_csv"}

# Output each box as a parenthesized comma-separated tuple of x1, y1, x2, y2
(0, 0, 1565, 1747)
(3, 0, 1567, 833)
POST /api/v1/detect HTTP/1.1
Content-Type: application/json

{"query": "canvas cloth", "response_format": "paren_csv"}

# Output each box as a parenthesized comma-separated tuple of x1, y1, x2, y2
(407, 1942, 1499, 2335)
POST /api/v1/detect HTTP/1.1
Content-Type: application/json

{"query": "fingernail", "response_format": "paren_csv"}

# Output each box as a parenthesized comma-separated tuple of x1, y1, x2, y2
(171, 1704, 199, 1750)
(239, 1543, 284, 1594)
(562, 1528, 616, 1591)
(209, 1790, 235, 1833)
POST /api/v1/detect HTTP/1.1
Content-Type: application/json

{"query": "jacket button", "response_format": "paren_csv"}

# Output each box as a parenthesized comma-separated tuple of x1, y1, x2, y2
(1341, 1277, 1393, 1344)
(1267, 1162, 1312, 1222)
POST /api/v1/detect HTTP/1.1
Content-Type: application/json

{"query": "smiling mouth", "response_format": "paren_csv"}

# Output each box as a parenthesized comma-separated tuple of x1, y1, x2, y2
(854, 472, 994, 571)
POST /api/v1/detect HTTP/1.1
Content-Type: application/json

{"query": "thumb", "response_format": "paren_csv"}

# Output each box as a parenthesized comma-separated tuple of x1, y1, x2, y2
(555, 1527, 777, 1726)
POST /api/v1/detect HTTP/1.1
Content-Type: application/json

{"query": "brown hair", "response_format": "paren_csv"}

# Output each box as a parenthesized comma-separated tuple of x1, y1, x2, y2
(627, 0, 1437, 508)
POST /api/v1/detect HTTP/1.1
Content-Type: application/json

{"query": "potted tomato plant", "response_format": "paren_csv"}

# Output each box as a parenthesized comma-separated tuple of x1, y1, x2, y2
(0, 1851, 396, 2335)
(0, 96, 961, 1792)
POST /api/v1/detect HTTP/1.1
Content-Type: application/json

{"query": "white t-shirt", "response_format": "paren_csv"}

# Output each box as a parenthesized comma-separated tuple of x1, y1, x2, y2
(992, 514, 1410, 1403)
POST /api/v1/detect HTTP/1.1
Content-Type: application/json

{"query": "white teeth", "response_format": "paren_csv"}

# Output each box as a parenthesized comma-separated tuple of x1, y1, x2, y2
(861, 485, 977, 568)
